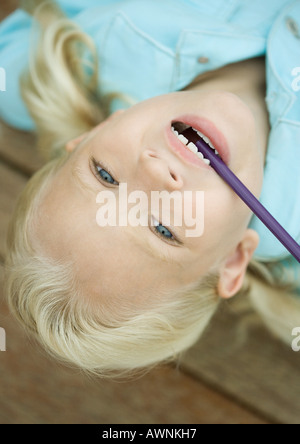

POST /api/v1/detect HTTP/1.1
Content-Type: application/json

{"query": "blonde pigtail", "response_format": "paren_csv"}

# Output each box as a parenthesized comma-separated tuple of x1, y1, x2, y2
(20, 0, 106, 160)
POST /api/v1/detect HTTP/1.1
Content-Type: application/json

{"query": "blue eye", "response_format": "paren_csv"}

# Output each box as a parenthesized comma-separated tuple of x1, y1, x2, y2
(98, 168, 116, 184)
(91, 157, 118, 185)
(155, 224, 173, 239)
(151, 216, 175, 242)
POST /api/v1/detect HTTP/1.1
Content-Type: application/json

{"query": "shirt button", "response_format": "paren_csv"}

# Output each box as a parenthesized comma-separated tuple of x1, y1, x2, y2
(285, 17, 300, 38)
(197, 56, 209, 64)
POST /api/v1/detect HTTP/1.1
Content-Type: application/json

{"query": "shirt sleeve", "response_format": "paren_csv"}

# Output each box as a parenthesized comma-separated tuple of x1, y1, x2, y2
(0, 9, 36, 131)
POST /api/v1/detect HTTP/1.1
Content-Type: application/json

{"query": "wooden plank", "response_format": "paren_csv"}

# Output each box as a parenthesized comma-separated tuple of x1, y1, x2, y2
(0, 161, 28, 260)
(0, 121, 43, 177)
(0, 266, 267, 424)
(0, 1, 19, 22)
(182, 296, 300, 424)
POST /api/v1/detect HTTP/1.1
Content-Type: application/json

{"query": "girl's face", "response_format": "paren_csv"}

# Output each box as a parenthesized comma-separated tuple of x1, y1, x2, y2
(33, 88, 268, 308)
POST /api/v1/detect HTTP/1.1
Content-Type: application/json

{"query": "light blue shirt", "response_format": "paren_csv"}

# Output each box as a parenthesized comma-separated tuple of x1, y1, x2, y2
(0, 0, 300, 291)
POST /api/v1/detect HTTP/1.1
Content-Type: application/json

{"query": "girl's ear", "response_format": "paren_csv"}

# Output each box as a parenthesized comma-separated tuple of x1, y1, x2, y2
(217, 229, 259, 299)
(64, 110, 125, 152)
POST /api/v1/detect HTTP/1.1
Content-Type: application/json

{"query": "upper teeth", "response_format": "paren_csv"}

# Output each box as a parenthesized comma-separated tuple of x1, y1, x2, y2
(171, 125, 221, 165)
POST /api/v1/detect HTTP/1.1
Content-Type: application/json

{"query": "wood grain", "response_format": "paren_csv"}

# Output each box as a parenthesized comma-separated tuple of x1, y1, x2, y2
(0, 0, 298, 426)
(0, 122, 43, 176)
(0, 266, 267, 424)
(0, 160, 28, 260)
(0, 0, 19, 22)
(182, 297, 300, 424)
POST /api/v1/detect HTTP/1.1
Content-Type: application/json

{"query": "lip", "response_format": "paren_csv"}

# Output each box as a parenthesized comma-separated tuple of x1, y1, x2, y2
(165, 114, 230, 169)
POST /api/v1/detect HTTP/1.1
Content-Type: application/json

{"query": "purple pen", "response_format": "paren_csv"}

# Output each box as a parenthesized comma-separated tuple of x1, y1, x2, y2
(182, 127, 300, 263)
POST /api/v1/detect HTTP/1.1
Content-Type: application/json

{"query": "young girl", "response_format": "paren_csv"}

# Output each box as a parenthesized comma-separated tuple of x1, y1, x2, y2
(2, 0, 300, 377)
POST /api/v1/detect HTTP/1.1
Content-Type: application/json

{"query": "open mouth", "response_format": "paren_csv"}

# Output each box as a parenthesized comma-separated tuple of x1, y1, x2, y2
(171, 121, 222, 166)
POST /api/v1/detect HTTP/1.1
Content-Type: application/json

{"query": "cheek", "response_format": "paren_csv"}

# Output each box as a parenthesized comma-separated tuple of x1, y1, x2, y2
(240, 159, 264, 199)
(179, 191, 205, 239)
(188, 188, 250, 259)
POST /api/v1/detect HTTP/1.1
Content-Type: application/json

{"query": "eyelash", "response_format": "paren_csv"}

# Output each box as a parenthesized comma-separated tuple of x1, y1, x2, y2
(90, 156, 180, 245)
(90, 156, 119, 186)
(150, 217, 178, 245)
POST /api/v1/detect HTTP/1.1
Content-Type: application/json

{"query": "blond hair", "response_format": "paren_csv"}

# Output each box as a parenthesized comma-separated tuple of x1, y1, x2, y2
(4, 0, 300, 378)
(5, 154, 220, 377)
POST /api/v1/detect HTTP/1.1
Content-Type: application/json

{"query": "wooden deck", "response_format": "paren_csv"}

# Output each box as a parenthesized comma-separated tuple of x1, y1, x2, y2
(1, 3, 300, 424)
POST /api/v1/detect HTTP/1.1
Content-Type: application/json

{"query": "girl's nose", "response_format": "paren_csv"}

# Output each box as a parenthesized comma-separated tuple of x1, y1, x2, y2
(139, 150, 183, 191)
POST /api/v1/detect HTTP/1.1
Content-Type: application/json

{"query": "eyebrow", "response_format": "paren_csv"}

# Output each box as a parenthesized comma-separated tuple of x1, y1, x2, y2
(71, 157, 185, 266)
